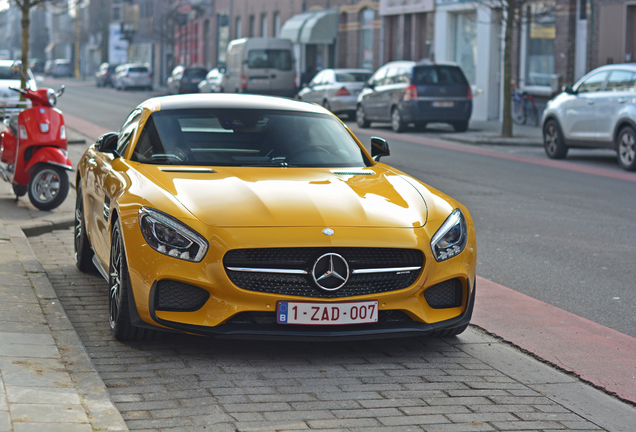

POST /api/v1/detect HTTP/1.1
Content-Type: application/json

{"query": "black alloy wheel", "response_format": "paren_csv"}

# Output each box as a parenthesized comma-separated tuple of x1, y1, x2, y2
(108, 222, 157, 341)
(543, 119, 568, 159)
(74, 182, 95, 272)
(617, 125, 636, 171)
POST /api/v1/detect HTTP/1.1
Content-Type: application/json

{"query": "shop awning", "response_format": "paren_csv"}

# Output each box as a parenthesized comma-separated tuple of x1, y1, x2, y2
(279, 8, 339, 45)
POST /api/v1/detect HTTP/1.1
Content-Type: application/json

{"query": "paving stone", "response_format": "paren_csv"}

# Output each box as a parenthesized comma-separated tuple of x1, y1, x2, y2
(5, 386, 81, 405)
(9, 402, 89, 423)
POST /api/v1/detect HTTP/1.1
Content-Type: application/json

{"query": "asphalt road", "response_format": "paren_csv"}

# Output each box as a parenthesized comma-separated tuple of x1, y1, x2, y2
(50, 76, 636, 339)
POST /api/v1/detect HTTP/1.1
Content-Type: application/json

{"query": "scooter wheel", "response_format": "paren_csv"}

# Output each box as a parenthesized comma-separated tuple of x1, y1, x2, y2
(28, 165, 69, 211)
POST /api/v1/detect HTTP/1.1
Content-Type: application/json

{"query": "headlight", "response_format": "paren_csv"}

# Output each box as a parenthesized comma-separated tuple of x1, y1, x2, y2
(430, 209, 467, 262)
(138, 207, 208, 262)
(47, 89, 57, 107)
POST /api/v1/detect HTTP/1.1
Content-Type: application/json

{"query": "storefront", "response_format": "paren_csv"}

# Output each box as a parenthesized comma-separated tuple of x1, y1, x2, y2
(434, 0, 501, 121)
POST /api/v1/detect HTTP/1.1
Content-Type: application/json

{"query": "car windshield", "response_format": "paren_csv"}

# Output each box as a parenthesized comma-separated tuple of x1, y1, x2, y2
(336, 72, 372, 82)
(129, 66, 148, 73)
(132, 109, 371, 168)
(413, 66, 468, 85)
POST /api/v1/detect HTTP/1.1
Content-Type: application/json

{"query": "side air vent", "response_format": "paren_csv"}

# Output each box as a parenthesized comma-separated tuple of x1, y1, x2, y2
(423, 279, 463, 309)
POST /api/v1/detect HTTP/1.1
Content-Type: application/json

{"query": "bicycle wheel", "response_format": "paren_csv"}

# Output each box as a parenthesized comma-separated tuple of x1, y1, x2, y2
(526, 103, 539, 127)
(512, 98, 526, 125)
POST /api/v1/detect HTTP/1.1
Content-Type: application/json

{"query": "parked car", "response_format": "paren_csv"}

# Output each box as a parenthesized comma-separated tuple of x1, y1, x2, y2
(51, 59, 73, 77)
(167, 65, 208, 94)
(44, 60, 55, 76)
(542, 63, 636, 171)
(356, 60, 473, 133)
(74, 93, 476, 341)
(95, 62, 120, 87)
(198, 67, 225, 93)
(112, 63, 153, 91)
(298, 68, 372, 117)
(29, 58, 45, 73)
(223, 38, 296, 97)
(0, 60, 37, 118)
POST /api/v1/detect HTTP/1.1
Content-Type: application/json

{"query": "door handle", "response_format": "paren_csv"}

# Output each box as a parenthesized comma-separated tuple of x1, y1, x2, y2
(271, 74, 277, 79)
(587, 100, 594, 105)
(618, 98, 627, 104)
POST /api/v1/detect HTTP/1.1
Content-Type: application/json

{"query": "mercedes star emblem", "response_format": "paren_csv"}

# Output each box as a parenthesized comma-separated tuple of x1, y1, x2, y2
(312, 253, 349, 291)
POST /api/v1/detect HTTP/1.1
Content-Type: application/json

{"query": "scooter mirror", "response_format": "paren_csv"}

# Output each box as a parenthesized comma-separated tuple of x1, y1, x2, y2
(10, 60, 21, 74)
(56, 85, 65, 97)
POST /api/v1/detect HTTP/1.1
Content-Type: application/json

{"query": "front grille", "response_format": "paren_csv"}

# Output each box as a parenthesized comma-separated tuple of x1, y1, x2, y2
(154, 280, 210, 312)
(224, 247, 424, 298)
(423, 279, 463, 309)
(225, 310, 413, 325)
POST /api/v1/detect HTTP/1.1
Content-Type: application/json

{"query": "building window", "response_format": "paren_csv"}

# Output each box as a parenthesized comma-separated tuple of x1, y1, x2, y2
(360, 8, 374, 70)
(235, 16, 241, 39)
(249, 15, 255, 37)
(526, 2, 555, 86)
(112, 5, 122, 21)
(453, 11, 477, 84)
(261, 13, 268, 37)
(273, 12, 280, 37)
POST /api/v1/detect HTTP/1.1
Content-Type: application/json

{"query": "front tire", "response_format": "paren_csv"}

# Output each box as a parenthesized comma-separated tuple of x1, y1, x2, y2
(109, 222, 156, 341)
(28, 165, 69, 211)
(74, 182, 95, 273)
(543, 119, 568, 159)
(617, 126, 636, 171)
(391, 107, 406, 133)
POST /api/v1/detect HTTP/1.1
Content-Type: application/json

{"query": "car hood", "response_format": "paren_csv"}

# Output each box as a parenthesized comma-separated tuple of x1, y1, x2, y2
(138, 165, 436, 228)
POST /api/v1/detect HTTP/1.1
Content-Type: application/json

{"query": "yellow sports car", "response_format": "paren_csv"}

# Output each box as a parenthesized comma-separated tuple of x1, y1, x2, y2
(75, 94, 476, 341)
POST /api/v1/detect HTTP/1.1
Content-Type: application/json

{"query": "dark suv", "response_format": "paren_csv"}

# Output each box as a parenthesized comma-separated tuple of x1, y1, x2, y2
(356, 61, 473, 132)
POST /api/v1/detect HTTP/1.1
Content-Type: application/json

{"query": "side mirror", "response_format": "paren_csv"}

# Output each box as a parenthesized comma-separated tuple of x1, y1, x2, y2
(371, 137, 390, 162)
(95, 132, 120, 156)
(562, 85, 575, 94)
(366, 81, 375, 90)
(56, 85, 65, 97)
(10, 60, 22, 74)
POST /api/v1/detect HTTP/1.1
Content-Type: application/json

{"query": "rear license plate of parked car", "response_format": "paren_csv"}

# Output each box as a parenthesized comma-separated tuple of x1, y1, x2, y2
(277, 301, 378, 325)
(433, 101, 454, 108)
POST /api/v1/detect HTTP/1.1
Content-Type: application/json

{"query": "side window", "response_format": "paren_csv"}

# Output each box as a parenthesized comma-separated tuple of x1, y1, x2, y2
(117, 108, 143, 155)
(370, 67, 387, 87)
(576, 72, 609, 93)
(384, 67, 399, 85)
(606, 71, 636, 92)
(310, 71, 325, 86)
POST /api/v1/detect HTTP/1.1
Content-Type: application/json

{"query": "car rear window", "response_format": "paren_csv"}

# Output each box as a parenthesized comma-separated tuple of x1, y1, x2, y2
(132, 109, 370, 168)
(129, 67, 149, 73)
(336, 72, 372, 83)
(184, 68, 207, 77)
(413, 66, 468, 85)
(247, 50, 292, 71)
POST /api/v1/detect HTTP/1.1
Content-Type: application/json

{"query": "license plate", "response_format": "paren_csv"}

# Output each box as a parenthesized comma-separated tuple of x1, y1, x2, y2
(277, 301, 378, 325)
(433, 101, 454, 108)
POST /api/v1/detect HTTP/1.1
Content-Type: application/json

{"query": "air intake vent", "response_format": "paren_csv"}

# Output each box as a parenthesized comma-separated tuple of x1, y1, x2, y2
(154, 280, 210, 312)
(332, 171, 375, 176)
(423, 279, 463, 309)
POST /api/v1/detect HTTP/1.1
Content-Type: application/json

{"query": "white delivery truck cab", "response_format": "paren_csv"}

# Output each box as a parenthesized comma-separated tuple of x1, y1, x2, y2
(224, 38, 296, 97)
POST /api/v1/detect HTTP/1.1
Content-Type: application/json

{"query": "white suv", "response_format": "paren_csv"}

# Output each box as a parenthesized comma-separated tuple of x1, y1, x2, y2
(542, 63, 636, 171)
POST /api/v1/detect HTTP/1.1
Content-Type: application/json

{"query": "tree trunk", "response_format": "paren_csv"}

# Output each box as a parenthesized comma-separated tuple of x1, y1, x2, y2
(19, 0, 31, 93)
(501, 0, 516, 138)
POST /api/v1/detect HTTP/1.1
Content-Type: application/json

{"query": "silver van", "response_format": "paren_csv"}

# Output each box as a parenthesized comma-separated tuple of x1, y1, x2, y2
(224, 38, 295, 97)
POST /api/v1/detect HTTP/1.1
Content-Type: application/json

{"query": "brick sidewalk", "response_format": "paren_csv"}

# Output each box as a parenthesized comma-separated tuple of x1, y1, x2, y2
(25, 225, 636, 431)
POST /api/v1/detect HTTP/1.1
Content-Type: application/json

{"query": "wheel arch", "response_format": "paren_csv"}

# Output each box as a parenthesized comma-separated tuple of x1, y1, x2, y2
(613, 118, 636, 147)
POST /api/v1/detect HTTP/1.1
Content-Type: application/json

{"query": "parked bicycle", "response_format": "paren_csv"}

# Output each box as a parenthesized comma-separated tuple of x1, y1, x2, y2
(512, 87, 539, 126)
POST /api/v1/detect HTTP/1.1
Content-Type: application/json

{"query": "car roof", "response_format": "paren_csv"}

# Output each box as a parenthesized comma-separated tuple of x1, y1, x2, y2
(144, 93, 330, 114)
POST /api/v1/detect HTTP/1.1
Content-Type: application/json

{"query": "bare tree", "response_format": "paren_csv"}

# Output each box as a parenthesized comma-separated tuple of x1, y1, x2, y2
(13, 0, 64, 89)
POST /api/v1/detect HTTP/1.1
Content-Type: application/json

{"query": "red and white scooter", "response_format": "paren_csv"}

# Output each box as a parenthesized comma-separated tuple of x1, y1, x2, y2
(0, 64, 72, 211)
